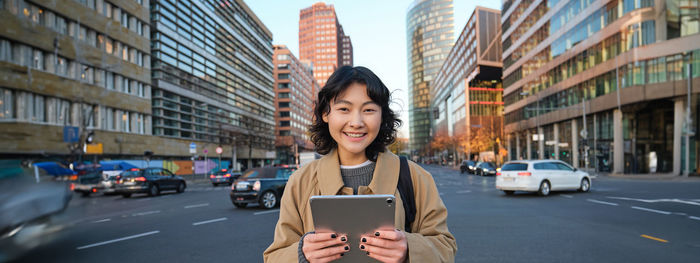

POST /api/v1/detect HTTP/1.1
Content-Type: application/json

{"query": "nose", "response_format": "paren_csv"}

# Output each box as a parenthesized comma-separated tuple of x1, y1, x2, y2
(348, 110, 365, 128)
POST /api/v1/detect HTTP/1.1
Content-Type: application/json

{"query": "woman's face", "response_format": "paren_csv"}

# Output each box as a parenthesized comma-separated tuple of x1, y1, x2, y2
(322, 83, 382, 164)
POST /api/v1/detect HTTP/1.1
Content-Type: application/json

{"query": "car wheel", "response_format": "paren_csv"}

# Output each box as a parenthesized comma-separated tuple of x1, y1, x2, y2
(579, 178, 590, 192)
(212, 183, 217, 187)
(176, 182, 185, 193)
(233, 202, 247, 208)
(148, 184, 159, 197)
(504, 190, 515, 195)
(538, 181, 551, 196)
(81, 192, 90, 197)
(122, 193, 132, 198)
(260, 191, 277, 209)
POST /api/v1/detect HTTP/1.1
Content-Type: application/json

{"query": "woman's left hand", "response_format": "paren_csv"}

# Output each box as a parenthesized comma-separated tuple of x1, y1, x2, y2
(358, 229, 408, 263)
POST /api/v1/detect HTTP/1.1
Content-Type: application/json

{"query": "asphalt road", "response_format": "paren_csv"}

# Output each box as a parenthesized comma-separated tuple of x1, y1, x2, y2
(11, 165, 700, 262)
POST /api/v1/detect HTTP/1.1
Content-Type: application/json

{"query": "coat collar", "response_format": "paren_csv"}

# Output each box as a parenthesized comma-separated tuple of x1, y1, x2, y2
(316, 148, 400, 196)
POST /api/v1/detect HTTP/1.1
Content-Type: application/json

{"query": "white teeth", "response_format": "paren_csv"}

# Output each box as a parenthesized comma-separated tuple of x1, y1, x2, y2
(345, 133, 365, 138)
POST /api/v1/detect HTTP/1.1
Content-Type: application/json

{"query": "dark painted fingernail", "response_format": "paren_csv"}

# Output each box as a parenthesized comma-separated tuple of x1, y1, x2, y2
(344, 245, 349, 250)
(341, 236, 346, 242)
(367, 252, 370, 255)
(362, 237, 367, 242)
(360, 245, 365, 249)
(374, 232, 380, 236)
(331, 234, 337, 238)
(341, 253, 344, 256)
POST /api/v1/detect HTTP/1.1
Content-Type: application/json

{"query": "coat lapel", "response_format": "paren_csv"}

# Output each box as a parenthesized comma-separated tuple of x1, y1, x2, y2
(367, 150, 400, 195)
(316, 148, 345, 195)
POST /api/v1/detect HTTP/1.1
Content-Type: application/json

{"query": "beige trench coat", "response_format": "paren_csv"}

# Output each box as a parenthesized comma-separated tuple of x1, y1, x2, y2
(263, 149, 457, 262)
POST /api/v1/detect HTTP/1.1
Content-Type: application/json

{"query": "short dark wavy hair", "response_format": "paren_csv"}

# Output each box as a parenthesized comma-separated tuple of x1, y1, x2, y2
(309, 66, 402, 161)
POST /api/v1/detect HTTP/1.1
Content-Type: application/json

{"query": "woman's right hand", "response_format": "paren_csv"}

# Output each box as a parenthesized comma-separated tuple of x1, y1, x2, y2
(302, 233, 349, 263)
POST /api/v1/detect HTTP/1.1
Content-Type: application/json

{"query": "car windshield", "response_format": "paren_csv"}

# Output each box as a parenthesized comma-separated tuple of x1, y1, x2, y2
(501, 163, 528, 171)
(239, 168, 265, 179)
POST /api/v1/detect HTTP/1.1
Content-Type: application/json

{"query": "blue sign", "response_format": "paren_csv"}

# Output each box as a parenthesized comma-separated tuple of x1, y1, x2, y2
(189, 143, 196, 149)
(63, 126, 79, 143)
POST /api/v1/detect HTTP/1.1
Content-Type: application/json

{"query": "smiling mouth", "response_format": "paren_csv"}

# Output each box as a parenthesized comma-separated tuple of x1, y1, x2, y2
(344, 132, 366, 138)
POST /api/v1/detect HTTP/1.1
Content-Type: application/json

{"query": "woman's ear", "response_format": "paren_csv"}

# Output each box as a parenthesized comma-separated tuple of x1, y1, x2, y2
(322, 112, 329, 123)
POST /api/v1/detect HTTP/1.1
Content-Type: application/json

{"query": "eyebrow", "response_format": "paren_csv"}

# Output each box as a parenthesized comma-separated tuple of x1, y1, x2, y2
(333, 99, 378, 106)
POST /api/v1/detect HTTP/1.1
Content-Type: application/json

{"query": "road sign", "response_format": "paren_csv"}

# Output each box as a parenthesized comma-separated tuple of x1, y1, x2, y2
(216, 146, 223, 155)
(63, 126, 79, 143)
(85, 143, 103, 154)
(580, 129, 588, 139)
(203, 149, 208, 154)
(189, 143, 196, 154)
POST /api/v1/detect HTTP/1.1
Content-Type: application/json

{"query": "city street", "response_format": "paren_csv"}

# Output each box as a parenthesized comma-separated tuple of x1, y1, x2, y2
(14, 165, 700, 263)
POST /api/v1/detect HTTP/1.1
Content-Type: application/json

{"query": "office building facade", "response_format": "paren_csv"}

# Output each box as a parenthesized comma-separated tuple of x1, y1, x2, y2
(150, 0, 276, 168)
(407, 0, 455, 156)
(273, 45, 318, 165)
(299, 2, 353, 87)
(0, 0, 166, 159)
(431, 6, 503, 162)
(502, 0, 699, 175)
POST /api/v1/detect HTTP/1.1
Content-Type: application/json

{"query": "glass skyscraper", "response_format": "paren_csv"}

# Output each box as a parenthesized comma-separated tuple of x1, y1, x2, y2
(406, 0, 455, 156)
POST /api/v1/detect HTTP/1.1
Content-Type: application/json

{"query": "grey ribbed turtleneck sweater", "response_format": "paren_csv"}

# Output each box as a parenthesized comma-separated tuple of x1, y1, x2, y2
(340, 160, 375, 194)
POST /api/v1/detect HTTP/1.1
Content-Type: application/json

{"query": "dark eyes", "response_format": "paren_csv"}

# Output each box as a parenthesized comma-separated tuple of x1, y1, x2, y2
(335, 107, 378, 112)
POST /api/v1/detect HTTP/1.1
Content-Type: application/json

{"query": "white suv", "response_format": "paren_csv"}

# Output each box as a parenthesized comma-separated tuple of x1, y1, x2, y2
(496, 160, 591, 196)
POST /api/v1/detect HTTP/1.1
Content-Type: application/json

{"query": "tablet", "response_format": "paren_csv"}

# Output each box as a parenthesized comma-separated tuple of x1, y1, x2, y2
(310, 194, 396, 263)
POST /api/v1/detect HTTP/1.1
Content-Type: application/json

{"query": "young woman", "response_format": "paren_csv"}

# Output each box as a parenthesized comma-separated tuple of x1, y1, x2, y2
(263, 66, 456, 263)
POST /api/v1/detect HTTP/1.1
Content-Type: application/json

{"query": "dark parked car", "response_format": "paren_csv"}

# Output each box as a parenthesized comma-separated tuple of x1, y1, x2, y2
(72, 171, 104, 197)
(476, 162, 497, 176)
(114, 168, 186, 198)
(230, 166, 297, 209)
(460, 160, 476, 174)
(209, 169, 241, 186)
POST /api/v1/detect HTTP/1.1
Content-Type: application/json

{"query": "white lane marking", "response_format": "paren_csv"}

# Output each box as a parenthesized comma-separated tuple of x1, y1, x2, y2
(673, 212, 687, 216)
(192, 217, 228, 226)
(185, 203, 210, 209)
(254, 209, 280, 215)
(607, 197, 700, 206)
(560, 194, 573, 198)
(456, 190, 472, 194)
(631, 206, 672, 215)
(689, 216, 700, 221)
(587, 199, 619, 206)
(439, 192, 445, 196)
(92, 218, 111, 223)
(76, 231, 159, 250)
(131, 210, 161, 217)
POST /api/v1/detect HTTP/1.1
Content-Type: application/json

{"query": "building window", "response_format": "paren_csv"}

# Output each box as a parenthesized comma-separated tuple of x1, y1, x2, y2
(0, 88, 14, 119)
(278, 92, 290, 99)
(22, 92, 45, 122)
(279, 102, 289, 108)
(279, 74, 289, 79)
(280, 121, 290, 127)
(280, 111, 290, 117)
(120, 110, 130, 132)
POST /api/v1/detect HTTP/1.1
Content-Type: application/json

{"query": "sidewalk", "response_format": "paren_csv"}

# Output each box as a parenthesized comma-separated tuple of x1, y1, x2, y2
(594, 172, 700, 181)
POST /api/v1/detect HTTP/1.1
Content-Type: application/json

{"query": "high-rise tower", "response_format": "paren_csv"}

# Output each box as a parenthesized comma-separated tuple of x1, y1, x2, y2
(406, 0, 454, 156)
(299, 2, 353, 87)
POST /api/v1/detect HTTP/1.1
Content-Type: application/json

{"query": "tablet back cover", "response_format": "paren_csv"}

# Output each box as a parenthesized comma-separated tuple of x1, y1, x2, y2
(310, 195, 396, 263)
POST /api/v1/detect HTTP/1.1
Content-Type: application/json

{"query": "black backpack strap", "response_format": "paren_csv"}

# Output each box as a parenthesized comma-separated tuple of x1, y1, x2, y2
(397, 156, 416, 233)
